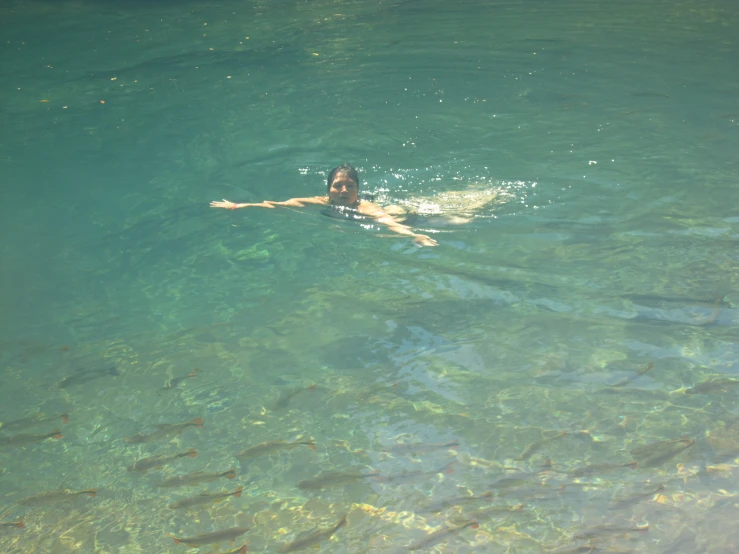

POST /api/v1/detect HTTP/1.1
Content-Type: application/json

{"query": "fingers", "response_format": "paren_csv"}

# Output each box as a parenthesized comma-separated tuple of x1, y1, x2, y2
(210, 199, 234, 208)
(414, 235, 438, 247)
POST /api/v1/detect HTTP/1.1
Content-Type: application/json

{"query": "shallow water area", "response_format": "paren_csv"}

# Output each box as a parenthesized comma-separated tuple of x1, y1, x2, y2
(1, 0, 738, 552)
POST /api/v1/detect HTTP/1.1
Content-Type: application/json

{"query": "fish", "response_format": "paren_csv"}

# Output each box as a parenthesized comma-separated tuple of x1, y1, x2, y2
(278, 514, 347, 552)
(567, 461, 638, 478)
(407, 519, 479, 551)
(210, 544, 247, 554)
(382, 441, 459, 455)
(419, 491, 493, 513)
(609, 483, 665, 510)
(573, 523, 648, 540)
(507, 485, 562, 503)
(0, 428, 63, 447)
(9, 341, 69, 362)
(168, 486, 243, 509)
(350, 382, 402, 402)
(273, 385, 316, 410)
(17, 488, 96, 506)
(0, 412, 69, 433)
(58, 367, 119, 388)
(697, 297, 724, 326)
(557, 482, 608, 493)
(162, 369, 200, 390)
(462, 503, 524, 522)
(376, 462, 454, 484)
(631, 438, 695, 468)
(488, 461, 551, 490)
(157, 467, 236, 487)
(125, 418, 203, 444)
(685, 378, 739, 394)
(167, 526, 249, 547)
(127, 448, 197, 472)
(544, 544, 598, 554)
(631, 438, 690, 460)
(0, 521, 25, 529)
(488, 473, 532, 491)
(236, 439, 316, 460)
(297, 470, 380, 491)
(623, 293, 724, 306)
(515, 432, 567, 461)
(608, 363, 654, 387)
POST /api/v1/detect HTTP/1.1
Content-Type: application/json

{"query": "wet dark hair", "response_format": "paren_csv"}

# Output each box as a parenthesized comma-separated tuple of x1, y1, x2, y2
(327, 163, 359, 192)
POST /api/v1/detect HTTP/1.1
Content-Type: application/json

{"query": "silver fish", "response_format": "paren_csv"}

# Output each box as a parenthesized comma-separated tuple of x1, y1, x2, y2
(278, 514, 347, 552)
(167, 526, 248, 547)
(408, 519, 478, 551)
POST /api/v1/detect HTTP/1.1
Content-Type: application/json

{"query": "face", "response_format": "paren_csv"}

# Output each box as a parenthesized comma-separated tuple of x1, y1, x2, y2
(328, 173, 359, 206)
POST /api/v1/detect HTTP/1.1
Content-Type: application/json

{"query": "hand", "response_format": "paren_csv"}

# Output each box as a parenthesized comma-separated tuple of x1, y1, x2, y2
(210, 199, 242, 209)
(413, 234, 438, 247)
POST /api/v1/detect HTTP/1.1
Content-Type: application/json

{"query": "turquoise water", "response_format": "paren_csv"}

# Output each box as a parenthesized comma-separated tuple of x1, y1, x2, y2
(1, 0, 738, 552)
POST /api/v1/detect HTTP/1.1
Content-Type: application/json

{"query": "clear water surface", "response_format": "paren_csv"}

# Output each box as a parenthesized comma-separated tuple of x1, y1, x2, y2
(1, 0, 738, 552)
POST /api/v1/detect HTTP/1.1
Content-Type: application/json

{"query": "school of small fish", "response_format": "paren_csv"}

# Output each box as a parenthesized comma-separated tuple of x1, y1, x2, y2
(2, 355, 737, 552)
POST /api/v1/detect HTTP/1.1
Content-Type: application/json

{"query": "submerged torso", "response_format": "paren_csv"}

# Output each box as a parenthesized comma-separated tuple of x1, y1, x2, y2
(320, 202, 368, 222)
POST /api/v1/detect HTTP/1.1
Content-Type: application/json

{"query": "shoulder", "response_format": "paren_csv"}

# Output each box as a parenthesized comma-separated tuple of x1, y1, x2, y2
(356, 200, 385, 216)
(299, 196, 329, 205)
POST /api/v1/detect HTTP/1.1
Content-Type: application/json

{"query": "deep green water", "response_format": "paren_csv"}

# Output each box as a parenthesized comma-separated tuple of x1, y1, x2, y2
(1, 0, 738, 552)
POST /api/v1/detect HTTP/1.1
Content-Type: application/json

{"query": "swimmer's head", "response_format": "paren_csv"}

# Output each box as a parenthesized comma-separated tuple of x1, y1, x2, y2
(327, 163, 360, 206)
(327, 163, 359, 192)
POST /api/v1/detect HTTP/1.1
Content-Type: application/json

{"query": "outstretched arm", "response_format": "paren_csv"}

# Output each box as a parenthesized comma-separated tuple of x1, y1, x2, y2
(210, 196, 328, 210)
(378, 217, 438, 247)
(210, 199, 276, 209)
(263, 197, 328, 208)
(360, 203, 438, 247)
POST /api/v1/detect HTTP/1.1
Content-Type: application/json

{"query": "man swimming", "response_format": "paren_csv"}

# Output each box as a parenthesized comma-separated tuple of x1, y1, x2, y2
(210, 163, 439, 247)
